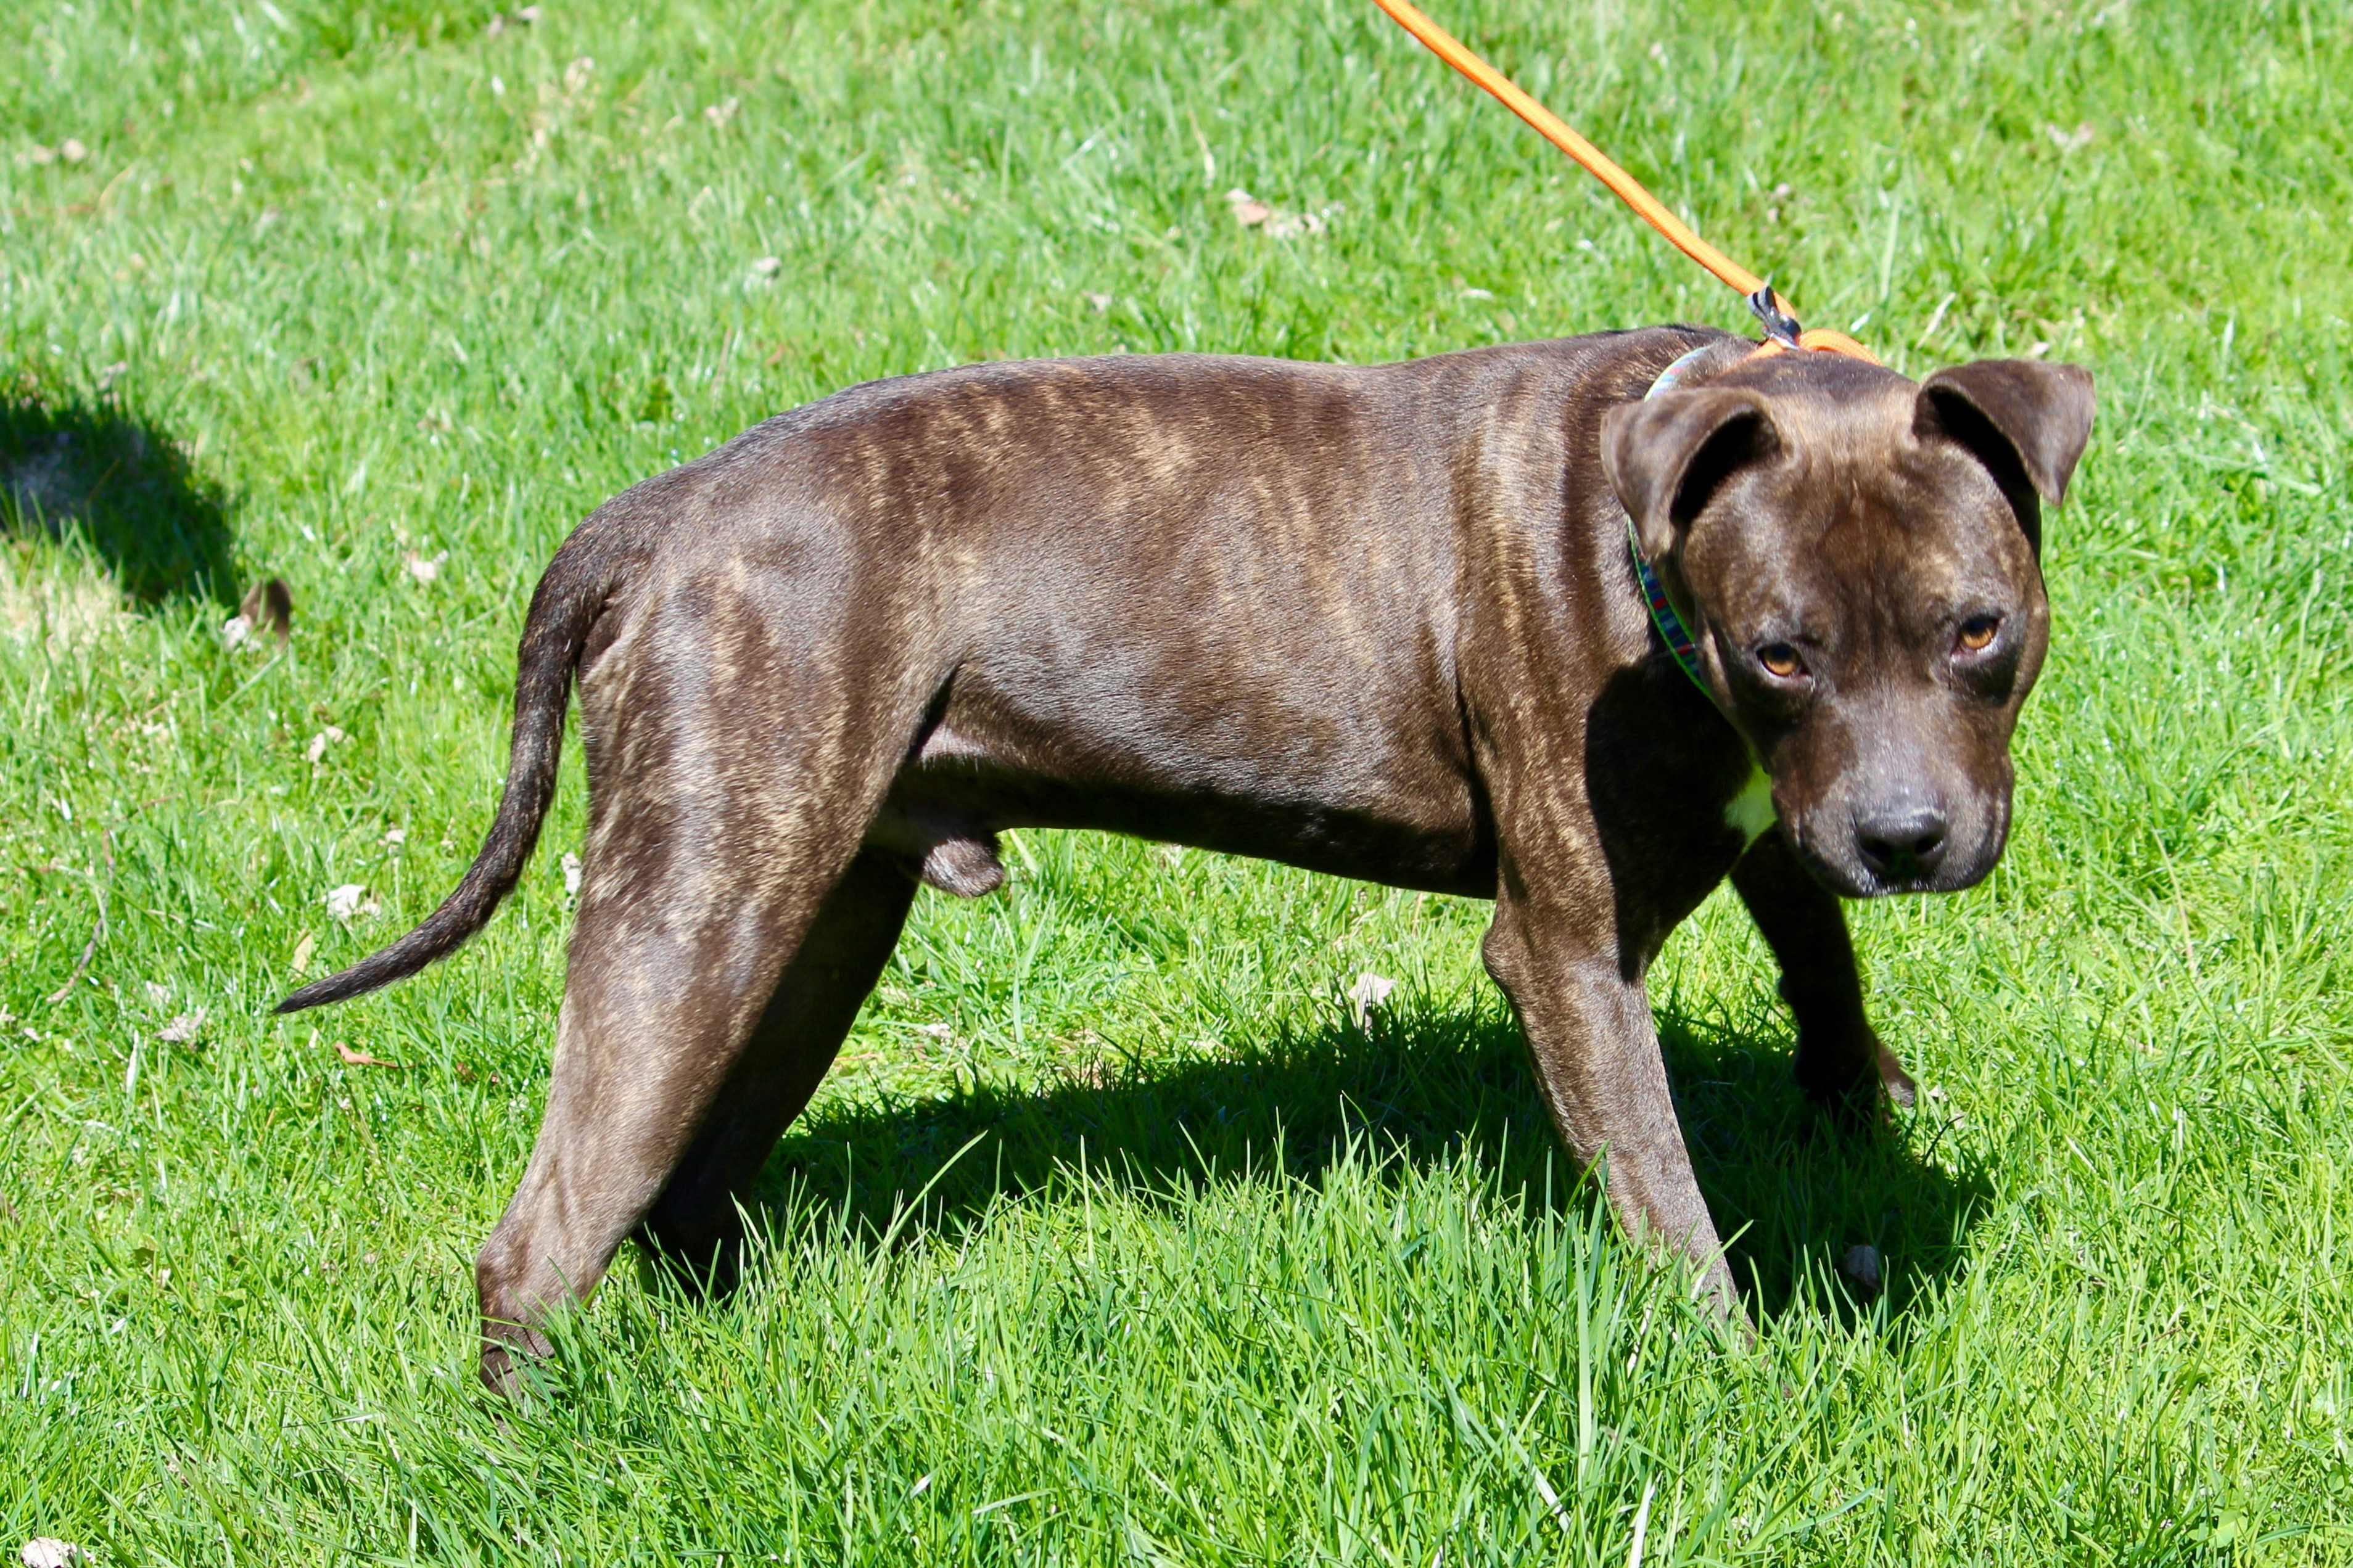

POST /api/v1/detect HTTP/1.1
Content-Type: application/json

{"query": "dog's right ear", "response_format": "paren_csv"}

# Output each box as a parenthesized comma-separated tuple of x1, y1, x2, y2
(1601, 388, 1780, 562)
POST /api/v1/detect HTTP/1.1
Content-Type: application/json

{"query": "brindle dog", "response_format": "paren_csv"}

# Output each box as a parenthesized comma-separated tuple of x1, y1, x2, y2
(280, 327, 2093, 1390)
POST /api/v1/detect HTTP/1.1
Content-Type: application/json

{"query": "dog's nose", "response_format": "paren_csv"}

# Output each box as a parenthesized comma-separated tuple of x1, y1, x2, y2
(1855, 807, 1948, 882)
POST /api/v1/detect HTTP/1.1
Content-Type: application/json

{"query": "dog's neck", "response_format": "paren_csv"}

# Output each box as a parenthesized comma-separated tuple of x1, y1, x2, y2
(1627, 516, 1710, 696)
(1625, 340, 1744, 697)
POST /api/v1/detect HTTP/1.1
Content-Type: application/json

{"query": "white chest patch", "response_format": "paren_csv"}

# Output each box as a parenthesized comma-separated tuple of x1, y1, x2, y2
(1725, 763, 1777, 845)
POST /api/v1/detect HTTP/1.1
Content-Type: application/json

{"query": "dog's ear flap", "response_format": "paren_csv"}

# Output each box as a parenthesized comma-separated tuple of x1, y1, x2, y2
(1915, 360, 2095, 555)
(1601, 388, 1779, 562)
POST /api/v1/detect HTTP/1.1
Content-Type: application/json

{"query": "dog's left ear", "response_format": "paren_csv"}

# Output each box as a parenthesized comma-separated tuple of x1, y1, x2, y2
(1915, 360, 2095, 554)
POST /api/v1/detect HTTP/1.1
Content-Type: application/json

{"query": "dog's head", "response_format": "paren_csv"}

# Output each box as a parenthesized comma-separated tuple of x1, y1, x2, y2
(1602, 347, 2095, 897)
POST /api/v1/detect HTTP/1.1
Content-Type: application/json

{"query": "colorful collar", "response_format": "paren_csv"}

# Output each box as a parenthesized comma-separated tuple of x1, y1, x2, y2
(1628, 519, 1710, 694)
(1629, 343, 1720, 694)
(1644, 340, 1718, 398)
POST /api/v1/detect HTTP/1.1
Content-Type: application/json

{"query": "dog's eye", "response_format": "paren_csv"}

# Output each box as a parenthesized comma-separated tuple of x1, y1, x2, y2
(1755, 642, 1805, 679)
(1956, 614, 2001, 654)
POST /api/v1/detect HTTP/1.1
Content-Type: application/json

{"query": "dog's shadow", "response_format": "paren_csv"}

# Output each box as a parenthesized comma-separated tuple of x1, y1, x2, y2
(1, 383, 236, 604)
(741, 995, 1990, 1325)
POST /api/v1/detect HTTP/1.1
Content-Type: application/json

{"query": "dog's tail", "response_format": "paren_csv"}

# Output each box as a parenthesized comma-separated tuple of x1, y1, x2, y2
(276, 532, 617, 1015)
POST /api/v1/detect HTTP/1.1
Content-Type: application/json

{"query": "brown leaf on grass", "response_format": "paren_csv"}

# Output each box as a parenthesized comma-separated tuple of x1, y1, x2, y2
(290, 930, 315, 977)
(1840, 1243, 1883, 1300)
(335, 1041, 398, 1068)
(239, 577, 292, 643)
(1346, 971, 1396, 1028)
(1222, 187, 1340, 241)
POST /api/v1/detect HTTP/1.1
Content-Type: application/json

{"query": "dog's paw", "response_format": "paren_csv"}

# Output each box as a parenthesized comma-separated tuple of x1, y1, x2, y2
(478, 1325, 555, 1401)
(1795, 1029, 1913, 1126)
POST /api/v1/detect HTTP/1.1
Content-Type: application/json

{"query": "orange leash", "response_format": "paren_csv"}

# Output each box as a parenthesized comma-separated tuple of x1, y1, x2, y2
(1370, 0, 1879, 365)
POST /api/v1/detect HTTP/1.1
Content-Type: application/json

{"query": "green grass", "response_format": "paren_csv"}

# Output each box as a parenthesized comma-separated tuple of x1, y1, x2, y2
(2, 0, 2350, 1559)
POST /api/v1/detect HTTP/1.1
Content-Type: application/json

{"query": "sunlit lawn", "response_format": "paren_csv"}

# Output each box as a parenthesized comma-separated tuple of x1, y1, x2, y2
(2, 0, 2349, 1559)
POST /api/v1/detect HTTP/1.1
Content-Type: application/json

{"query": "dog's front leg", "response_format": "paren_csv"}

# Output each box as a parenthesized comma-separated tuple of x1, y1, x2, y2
(1481, 892, 1740, 1318)
(1731, 830, 1917, 1117)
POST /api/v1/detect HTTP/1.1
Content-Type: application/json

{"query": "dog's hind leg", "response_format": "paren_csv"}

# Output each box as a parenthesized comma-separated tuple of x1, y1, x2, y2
(1731, 831, 1917, 1117)
(472, 816, 881, 1393)
(471, 581, 931, 1392)
(630, 846, 918, 1290)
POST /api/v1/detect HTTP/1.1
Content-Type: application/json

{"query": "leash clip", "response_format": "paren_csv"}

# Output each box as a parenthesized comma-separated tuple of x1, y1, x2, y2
(1746, 285, 1805, 350)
